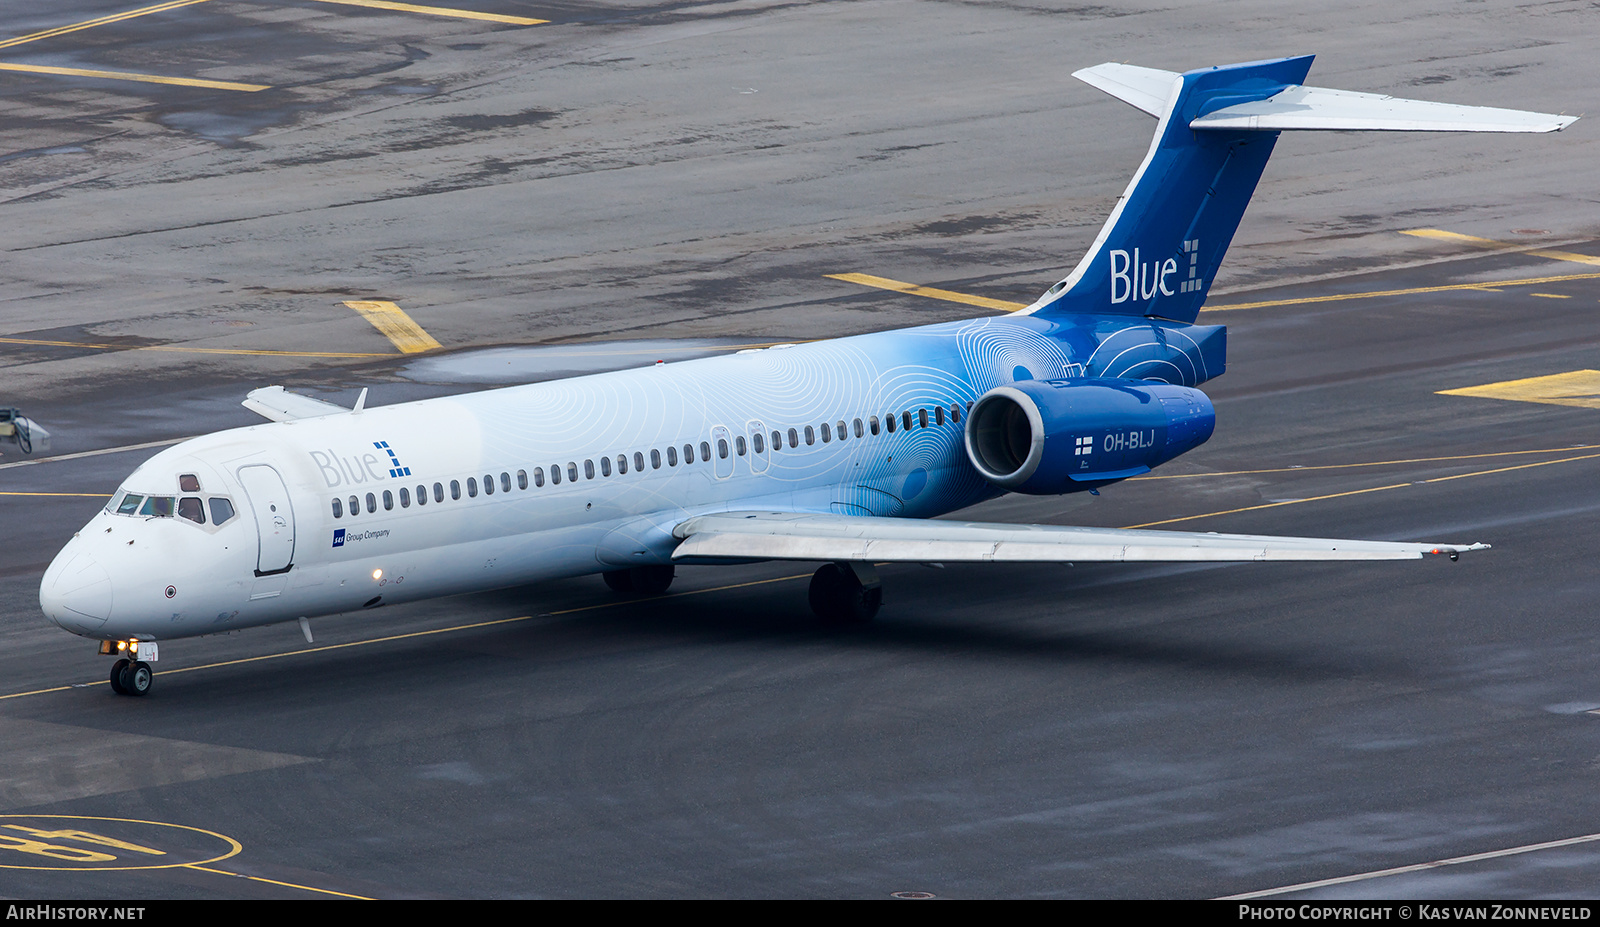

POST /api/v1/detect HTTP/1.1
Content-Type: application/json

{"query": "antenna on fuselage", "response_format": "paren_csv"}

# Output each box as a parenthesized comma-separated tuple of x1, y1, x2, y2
(352, 388, 369, 414)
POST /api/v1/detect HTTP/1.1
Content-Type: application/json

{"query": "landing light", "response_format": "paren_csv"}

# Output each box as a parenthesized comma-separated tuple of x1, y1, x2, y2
(372, 569, 383, 581)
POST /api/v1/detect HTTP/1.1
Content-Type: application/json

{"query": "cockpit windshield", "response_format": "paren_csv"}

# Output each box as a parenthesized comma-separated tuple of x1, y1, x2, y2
(109, 479, 236, 527)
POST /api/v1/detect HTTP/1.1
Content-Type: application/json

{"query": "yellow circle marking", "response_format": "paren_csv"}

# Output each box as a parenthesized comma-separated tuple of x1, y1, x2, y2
(0, 815, 241, 871)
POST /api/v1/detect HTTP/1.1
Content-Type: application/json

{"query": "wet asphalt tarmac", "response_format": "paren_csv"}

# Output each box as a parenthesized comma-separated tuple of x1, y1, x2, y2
(4, 0, 1600, 900)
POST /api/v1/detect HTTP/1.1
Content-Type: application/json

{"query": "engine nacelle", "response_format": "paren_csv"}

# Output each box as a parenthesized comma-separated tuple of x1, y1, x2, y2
(964, 378, 1214, 494)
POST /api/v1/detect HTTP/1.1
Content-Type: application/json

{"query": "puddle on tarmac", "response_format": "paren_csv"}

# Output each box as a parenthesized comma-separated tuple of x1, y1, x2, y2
(399, 339, 779, 385)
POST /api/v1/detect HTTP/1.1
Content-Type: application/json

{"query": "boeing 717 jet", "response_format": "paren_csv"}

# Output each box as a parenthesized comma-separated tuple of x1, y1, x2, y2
(40, 56, 1573, 696)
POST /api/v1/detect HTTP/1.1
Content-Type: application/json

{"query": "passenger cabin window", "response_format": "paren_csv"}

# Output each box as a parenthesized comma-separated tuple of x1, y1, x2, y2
(209, 498, 235, 525)
(820, 424, 830, 443)
(332, 498, 343, 519)
(501, 471, 511, 492)
(771, 431, 782, 450)
(584, 460, 595, 479)
(717, 438, 729, 459)
(787, 428, 799, 447)
(885, 414, 896, 434)
(651, 449, 662, 469)
(348, 495, 359, 516)
(451, 480, 461, 500)
(700, 441, 711, 462)
(179, 474, 201, 492)
(683, 444, 694, 464)
(366, 492, 377, 513)
(667, 446, 678, 467)
(434, 482, 444, 503)
(838, 421, 848, 440)
(383, 490, 394, 510)
(616, 455, 627, 475)
(853, 419, 863, 438)
(180, 498, 206, 524)
(484, 475, 494, 495)
(870, 416, 880, 436)
(551, 466, 562, 485)
(599, 457, 611, 477)
(567, 462, 578, 482)
(951, 403, 961, 423)
(534, 467, 545, 487)
(903, 411, 913, 432)
(919, 409, 929, 429)
(517, 470, 528, 490)
(467, 478, 478, 497)
(754, 433, 765, 454)
(634, 452, 645, 472)
(400, 488, 411, 508)
(736, 436, 746, 456)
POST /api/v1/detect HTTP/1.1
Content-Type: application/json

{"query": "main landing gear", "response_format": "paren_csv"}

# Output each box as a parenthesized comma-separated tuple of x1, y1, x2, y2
(603, 564, 676, 596)
(108, 659, 153, 697)
(808, 562, 881, 624)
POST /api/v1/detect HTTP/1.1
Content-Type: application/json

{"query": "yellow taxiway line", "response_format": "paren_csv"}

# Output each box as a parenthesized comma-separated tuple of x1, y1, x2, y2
(0, 336, 392, 358)
(307, 0, 547, 24)
(825, 273, 1029, 313)
(828, 270, 1600, 317)
(0, 0, 214, 50)
(0, 62, 267, 92)
(1402, 228, 1600, 268)
(185, 864, 375, 900)
(1126, 451, 1600, 529)
(1201, 270, 1600, 312)
(343, 300, 442, 354)
(1438, 369, 1600, 410)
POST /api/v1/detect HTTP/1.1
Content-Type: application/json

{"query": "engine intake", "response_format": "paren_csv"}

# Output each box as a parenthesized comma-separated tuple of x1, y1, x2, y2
(964, 378, 1214, 494)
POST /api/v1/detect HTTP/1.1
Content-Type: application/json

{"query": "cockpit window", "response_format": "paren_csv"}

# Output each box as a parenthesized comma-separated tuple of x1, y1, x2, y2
(209, 498, 236, 525)
(179, 474, 201, 493)
(178, 497, 206, 524)
(138, 496, 175, 517)
(113, 493, 139, 514)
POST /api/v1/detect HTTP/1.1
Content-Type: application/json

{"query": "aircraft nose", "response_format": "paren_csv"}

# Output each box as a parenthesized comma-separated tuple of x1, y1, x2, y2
(40, 551, 113, 634)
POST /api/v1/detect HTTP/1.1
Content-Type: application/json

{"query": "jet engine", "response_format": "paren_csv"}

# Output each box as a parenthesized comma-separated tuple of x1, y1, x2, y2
(964, 378, 1214, 494)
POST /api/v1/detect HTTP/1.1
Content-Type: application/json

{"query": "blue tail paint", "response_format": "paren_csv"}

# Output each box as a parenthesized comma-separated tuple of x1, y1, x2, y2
(1028, 56, 1316, 324)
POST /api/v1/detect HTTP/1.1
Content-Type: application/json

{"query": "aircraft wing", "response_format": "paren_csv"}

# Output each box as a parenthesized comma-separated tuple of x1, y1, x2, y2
(671, 511, 1487, 564)
(242, 385, 348, 423)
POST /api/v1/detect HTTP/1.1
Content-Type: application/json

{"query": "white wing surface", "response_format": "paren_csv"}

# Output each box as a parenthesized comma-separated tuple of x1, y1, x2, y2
(242, 385, 347, 423)
(672, 512, 1487, 564)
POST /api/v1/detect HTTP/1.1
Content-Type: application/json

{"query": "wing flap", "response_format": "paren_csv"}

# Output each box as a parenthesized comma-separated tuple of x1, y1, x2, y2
(242, 386, 347, 423)
(672, 512, 1487, 564)
(1191, 85, 1576, 133)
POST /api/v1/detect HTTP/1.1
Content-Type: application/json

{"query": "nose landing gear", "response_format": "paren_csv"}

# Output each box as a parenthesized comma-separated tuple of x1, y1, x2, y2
(100, 640, 157, 697)
(108, 658, 153, 697)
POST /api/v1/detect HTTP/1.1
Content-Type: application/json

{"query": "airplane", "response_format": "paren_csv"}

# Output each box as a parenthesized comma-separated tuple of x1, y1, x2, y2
(39, 56, 1574, 697)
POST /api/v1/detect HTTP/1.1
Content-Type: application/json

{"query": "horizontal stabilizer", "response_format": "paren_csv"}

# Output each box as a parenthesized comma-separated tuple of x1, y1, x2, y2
(1071, 63, 1177, 117)
(242, 386, 348, 423)
(1191, 85, 1577, 133)
(673, 512, 1487, 564)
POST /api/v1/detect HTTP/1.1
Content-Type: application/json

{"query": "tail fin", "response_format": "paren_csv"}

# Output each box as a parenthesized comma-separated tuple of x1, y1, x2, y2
(1024, 56, 1576, 324)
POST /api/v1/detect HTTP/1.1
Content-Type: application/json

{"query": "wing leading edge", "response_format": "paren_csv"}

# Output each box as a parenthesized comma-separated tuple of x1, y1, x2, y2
(672, 512, 1487, 564)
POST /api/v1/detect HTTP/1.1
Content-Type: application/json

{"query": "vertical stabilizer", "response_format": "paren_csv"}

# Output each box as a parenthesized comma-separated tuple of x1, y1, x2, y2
(1026, 56, 1575, 324)
(1025, 56, 1314, 324)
